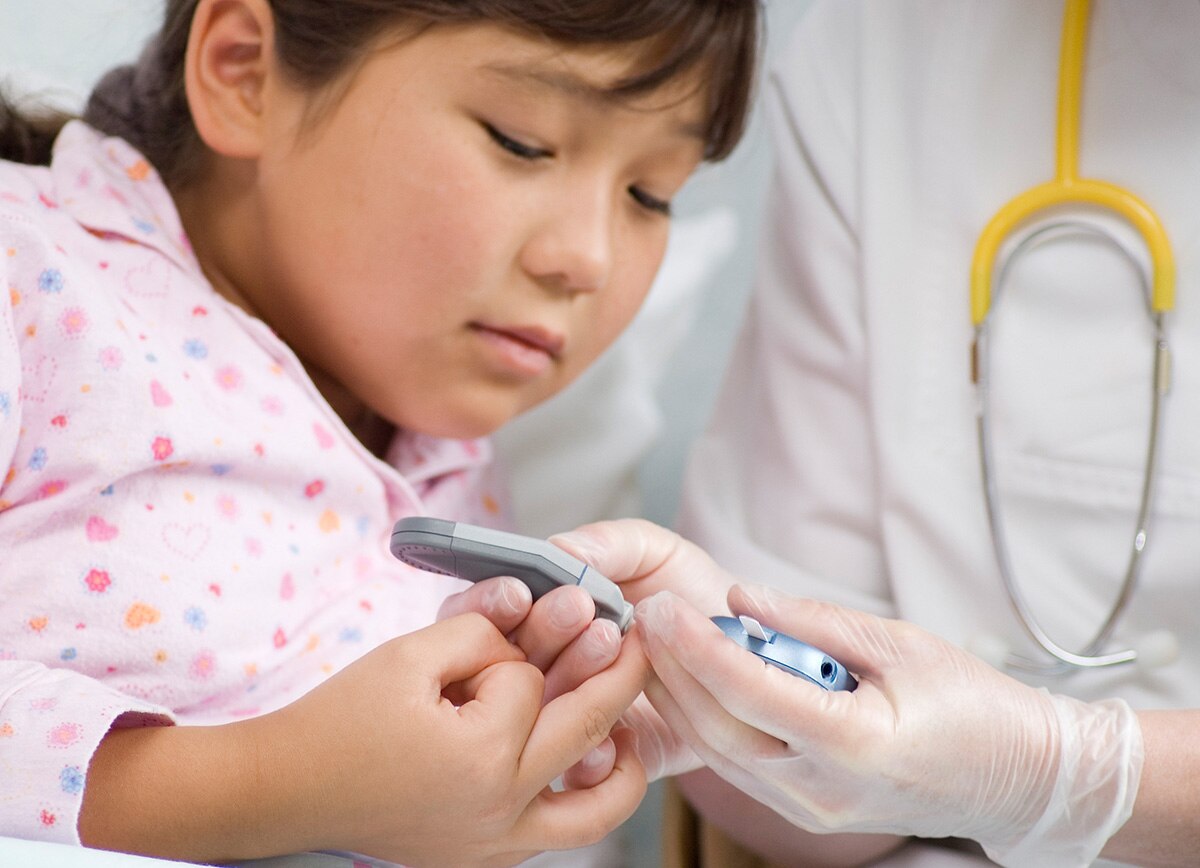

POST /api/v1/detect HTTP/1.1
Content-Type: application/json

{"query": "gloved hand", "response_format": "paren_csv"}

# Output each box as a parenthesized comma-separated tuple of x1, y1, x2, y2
(551, 519, 737, 782)
(635, 582, 1144, 868)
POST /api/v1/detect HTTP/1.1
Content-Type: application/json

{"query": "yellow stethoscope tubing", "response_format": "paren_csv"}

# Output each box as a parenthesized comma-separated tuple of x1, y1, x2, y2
(969, 0, 1175, 328)
(970, 0, 1176, 673)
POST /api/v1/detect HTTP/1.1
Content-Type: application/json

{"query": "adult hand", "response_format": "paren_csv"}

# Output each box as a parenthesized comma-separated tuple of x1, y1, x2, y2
(552, 518, 734, 616)
(637, 584, 1143, 868)
(551, 519, 740, 782)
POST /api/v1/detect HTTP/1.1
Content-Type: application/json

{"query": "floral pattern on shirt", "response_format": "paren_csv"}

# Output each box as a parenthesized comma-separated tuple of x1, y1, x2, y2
(0, 122, 510, 845)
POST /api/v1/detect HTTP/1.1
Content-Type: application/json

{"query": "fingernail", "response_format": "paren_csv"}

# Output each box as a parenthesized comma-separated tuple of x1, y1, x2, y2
(583, 619, 621, 663)
(581, 740, 613, 771)
(635, 592, 676, 638)
(549, 591, 586, 629)
(740, 582, 783, 612)
(488, 577, 529, 616)
(550, 530, 598, 563)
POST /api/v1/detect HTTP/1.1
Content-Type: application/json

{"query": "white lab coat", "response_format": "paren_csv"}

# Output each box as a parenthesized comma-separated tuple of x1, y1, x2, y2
(680, 0, 1200, 713)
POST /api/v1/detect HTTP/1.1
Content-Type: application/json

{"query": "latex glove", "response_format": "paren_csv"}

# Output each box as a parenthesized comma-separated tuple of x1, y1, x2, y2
(552, 518, 734, 616)
(637, 584, 1144, 868)
(551, 519, 739, 782)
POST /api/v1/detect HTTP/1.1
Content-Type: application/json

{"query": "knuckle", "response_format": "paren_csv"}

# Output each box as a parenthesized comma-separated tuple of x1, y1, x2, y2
(582, 704, 619, 746)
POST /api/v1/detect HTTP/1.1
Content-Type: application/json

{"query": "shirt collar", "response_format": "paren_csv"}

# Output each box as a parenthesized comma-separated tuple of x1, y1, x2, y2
(50, 120, 201, 278)
(387, 430, 494, 485)
(51, 122, 493, 487)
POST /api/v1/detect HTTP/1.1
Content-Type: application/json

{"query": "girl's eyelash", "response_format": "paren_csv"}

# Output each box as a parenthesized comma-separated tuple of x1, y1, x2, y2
(484, 123, 552, 160)
(483, 121, 670, 216)
(630, 186, 672, 217)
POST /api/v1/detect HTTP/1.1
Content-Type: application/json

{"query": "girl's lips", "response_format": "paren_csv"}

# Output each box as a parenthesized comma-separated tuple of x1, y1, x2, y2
(476, 323, 564, 358)
(470, 323, 564, 377)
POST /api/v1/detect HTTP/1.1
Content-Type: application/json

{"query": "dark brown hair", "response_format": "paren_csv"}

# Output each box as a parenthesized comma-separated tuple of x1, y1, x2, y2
(2, 0, 760, 188)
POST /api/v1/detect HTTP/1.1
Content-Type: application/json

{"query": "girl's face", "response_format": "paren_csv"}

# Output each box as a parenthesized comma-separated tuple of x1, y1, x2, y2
(188, 21, 708, 440)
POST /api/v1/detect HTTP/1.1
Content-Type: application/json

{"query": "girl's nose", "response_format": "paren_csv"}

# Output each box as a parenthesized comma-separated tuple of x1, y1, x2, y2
(520, 187, 612, 295)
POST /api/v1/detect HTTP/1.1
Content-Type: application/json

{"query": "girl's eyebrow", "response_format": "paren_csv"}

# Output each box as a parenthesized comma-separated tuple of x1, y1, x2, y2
(480, 60, 707, 141)
(482, 61, 602, 100)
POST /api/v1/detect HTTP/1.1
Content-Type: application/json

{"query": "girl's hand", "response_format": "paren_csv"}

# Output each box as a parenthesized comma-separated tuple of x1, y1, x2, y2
(81, 613, 650, 867)
(438, 518, 739, 788)
(637, 585, 1143, 867)
(439, 577, 629, 789)
(438, 578, 621, 703)
(273, 612, 650, 866)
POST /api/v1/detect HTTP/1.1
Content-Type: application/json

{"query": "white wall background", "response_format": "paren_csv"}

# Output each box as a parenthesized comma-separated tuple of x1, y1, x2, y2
(1, 0, 162, 104)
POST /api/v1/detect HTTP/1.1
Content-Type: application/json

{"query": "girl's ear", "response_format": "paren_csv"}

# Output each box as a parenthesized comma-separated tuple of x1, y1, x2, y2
(184, 0, 277, 159)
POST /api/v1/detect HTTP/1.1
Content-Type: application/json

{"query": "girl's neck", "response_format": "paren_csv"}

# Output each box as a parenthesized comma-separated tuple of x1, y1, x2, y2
(174, 166, 396, 459)
(306, 364, 397, 458)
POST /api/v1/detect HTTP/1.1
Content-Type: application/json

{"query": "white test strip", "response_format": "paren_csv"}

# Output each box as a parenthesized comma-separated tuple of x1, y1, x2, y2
(738, 614, 770, 641)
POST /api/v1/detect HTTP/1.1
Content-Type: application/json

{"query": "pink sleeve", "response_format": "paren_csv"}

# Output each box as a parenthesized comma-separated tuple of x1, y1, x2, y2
(0, 662, 174, 845)
(0, 223, 173, 846)
(1, 215, 17, 486)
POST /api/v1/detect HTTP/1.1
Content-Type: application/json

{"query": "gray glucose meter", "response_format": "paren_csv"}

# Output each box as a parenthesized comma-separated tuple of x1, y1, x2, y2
(390, 517, 634, 633)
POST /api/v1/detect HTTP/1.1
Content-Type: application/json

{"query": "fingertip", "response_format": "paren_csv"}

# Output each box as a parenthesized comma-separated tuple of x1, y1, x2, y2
(547, 585, 594, 631)
(562, 736, 617, 790)
(549, 527, 604, 565)
(583, 618, 621, 665)
(473, 657, 545, 710)
(634, 592, 682, 645)
(492, 575, 533, 617)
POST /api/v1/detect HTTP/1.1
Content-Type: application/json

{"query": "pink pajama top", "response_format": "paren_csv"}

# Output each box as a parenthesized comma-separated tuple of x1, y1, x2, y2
(0, 122, 509, 844)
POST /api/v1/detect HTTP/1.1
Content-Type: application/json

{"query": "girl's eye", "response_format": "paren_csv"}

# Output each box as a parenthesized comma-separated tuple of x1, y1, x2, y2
(629, 186, 672, 217)
(484, 123, 552, 160)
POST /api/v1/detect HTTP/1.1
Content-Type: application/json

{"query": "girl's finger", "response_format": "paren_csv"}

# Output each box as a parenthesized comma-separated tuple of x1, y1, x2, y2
(459, 659, 545, 753)
(541, 618, 621, 703)
(560, 735, 616, 790)
(410, 612, 526, 691)
(508, 585, 595, 672)
(437, 576, 532, 635)
(511, 727, 646, 853)
(517, 630, 649, 789)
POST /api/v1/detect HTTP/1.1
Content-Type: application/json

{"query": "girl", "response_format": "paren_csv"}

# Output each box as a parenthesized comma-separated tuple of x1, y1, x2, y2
(0, 0, 759, 864)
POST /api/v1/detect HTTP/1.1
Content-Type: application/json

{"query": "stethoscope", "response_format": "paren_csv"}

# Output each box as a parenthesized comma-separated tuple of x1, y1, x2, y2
(969, 0, 1179, 675)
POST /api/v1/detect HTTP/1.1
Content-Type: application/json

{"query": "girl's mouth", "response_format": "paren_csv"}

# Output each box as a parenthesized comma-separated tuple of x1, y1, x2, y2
(470, 322, 564, 377)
